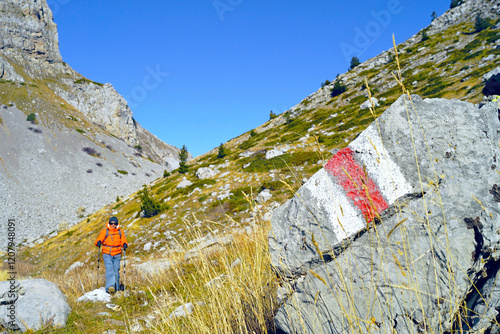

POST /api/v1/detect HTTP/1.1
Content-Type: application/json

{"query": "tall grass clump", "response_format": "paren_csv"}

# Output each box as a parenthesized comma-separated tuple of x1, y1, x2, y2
(150, 212, 278, 333)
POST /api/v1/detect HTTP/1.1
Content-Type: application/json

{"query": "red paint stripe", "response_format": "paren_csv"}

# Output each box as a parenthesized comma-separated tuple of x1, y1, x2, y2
(324, 147, 388, 222)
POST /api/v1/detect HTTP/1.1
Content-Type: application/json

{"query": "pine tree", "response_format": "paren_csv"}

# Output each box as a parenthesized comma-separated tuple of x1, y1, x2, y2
(178, 145, 189, 174)
(217, 143, 227, 159)
(431, 11, 437, 22)
(349, 56, 360, 70)
(474, 14, 491, 33)
(139, 186, 162, 218)
(269, 110, 277, 119)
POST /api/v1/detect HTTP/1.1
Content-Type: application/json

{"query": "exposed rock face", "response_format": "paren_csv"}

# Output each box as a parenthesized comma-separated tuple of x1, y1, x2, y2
(0, 0, 61, 63)
(0, 57, 24, 83)
(270, 95, 500, 333)
(0, 0, 183, 166)
(0, 279, 71, 332)
(0, 106, 163, 246)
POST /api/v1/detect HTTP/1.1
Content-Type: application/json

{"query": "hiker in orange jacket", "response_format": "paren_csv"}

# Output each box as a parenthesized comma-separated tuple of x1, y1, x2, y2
(95, 216, 128, 294)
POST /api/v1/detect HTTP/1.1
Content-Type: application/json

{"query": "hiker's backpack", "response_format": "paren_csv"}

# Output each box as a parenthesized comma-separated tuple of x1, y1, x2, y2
(103, 228, 122, 245)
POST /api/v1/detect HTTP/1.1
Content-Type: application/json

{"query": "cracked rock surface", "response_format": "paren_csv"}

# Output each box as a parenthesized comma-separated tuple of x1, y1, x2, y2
(270, 95, 500, 333)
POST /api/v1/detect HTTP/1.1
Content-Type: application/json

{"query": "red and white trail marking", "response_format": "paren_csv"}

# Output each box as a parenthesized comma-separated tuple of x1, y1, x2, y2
(304, 125, 413, 241)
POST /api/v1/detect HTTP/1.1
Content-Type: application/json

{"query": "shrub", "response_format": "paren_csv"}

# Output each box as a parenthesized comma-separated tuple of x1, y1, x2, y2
(269, 111, 277, 120)
(217, 143, 227, 159)
(474, 14, 492, 33)
(450, 0, 464, 9)
(163, 170, 171, 178)
(26, 113, 36, 123)
(349, 56, 360, 70)
(250, 130, 256, 137)
(178, 145, 189, 174)
(28, 127, 42, 134)
(117, 170, 128, 175)
(421, 31, 430, 42)
(321, 79, 331, 88)
(330, 81, 347, 97)
(139, 186, 164, 218)
(82, 147, 101, 158)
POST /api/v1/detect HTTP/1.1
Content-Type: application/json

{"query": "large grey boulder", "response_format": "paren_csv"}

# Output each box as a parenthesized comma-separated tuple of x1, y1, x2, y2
(0, 279, 71, 332)
(270, 95, 500, 333)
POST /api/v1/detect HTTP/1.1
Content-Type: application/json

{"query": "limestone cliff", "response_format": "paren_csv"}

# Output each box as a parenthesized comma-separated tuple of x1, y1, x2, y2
(0, 0, 182, 166)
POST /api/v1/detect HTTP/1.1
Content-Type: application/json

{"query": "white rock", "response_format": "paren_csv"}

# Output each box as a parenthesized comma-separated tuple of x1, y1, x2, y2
(360, 97, 379, 110)
(483, 67, 500, 82)
(65, 261, 84, 275)
(177, 179, 193, 189)
(169, 303, 194, 319)
(196, 167, 219, 179)
(256, 189, 272, 203)
(230, 258, 242, 268)
(217, 192, 232, 201)
(76, 287, 111, 303)
(266, 148, 287, 159)
(143, 242, 152, 252)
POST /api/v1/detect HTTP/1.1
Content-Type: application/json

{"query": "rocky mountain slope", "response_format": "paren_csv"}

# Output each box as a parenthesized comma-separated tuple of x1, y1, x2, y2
(0, 0, 185, 245)
(16, 0, 500, 273)
(272, 95, 500, 333)
(4, 0, 500, 332)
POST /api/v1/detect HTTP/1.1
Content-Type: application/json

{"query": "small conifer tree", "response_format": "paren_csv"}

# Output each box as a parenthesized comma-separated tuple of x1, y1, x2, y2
(163, 170, 170, 178)
(431, 11, 437, 22)
(349, 56, 360, 70)
(330, 81, 347, 97)
(217, 143, 227, 159)
(139, 186, 162, 218)
(269, 110, 277, 120)
(421, 31, 430, 42)
(474, 14, 491, 33)
(178, 145, 189, 174)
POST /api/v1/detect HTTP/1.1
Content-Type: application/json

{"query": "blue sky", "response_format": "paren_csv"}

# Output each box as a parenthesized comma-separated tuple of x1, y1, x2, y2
(50, 0, 450, 157)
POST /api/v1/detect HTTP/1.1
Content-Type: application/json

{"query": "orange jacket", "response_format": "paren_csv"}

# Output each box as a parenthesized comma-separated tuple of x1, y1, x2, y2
(95, 223, 128, 256)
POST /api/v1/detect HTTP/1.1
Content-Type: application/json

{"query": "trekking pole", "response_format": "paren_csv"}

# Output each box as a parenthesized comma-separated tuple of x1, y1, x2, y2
(122, 248, 126, 291)
(96, 245, 101, 289)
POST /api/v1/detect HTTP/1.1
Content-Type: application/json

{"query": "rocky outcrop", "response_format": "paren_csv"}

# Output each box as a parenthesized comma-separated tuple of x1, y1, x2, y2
(0, 0, 61, 63)
(270, 95, 500, 333)
(0, 56, 24, 83)
(0, 0, 183, 166)
(0, 279, 71, 332)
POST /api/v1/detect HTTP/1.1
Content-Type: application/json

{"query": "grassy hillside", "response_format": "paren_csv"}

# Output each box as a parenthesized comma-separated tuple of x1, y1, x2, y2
(3, 17, 500, 334)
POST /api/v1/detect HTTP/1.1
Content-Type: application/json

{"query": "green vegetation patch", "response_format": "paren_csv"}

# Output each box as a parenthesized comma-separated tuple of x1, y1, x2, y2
(117, 170, 128, 175)
(172, 179, 217, 198)
(238, 129, 271, 151)
(74, 78, 104, 87)
(242, 151, 319, 173)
